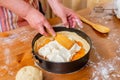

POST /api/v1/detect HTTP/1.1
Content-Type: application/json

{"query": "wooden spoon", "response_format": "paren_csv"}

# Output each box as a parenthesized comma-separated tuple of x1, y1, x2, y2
(78, 15, 110, 33)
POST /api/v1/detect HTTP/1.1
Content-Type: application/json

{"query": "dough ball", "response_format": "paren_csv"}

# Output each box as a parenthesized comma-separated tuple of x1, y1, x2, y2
(16, 66, 42, 80)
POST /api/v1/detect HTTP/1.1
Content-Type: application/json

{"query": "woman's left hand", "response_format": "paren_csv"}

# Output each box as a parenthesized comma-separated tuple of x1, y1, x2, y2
(47, 0, 83, 28)
(61, 6, 83, 28)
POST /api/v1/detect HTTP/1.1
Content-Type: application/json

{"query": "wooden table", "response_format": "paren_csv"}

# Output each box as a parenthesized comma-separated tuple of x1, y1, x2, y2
(0, 3, 120, 80)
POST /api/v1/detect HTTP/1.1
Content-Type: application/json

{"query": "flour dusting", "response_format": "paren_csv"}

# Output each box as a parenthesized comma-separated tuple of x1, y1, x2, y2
(89, 29, 120, 80)
(90, 56, 120, 80)
(0, 28, 37, 77)
(4, 48, 11, 65)
(107, 29, 120, 56)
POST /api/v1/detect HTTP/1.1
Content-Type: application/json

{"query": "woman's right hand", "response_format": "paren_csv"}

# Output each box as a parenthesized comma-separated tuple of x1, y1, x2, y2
(24, 8, 56, 36)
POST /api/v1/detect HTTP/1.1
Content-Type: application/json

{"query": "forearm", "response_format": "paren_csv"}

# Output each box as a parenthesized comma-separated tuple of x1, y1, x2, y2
(0, 0, 33, 18)
(47, 0, 62, 13)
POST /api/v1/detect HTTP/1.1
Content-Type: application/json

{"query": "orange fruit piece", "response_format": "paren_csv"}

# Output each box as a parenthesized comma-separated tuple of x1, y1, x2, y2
(71, 48, 85, 61)
(35, 38, 51, 51)
(76, 41, 83, 47)
(71, 41, 85, 61)
(55, 34, 74, 49)
(40, 38, 51, 47)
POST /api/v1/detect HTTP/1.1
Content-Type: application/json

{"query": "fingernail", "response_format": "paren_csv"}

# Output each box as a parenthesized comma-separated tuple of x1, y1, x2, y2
(52, 32, 56, 37)
(53, 34, 56, 37)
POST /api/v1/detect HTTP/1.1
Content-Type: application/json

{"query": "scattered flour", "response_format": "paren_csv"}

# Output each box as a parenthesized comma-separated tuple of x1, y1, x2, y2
(4, 48, 11, 65)
(0, 28, 36, 77)
(107, 29, 120, 56)
(0, 33, 18, 45)
(84, 6, 119, 79)
(90, 35, 120, 80)
(90, 56, 120, 80)
(0, 48, 16, 76)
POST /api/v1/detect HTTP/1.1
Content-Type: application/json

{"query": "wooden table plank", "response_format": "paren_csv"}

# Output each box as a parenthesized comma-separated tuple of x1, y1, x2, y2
(0, 3, 120, 80)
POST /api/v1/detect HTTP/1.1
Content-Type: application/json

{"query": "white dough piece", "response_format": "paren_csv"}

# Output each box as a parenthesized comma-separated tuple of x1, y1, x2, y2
(15, 66, 42, 80)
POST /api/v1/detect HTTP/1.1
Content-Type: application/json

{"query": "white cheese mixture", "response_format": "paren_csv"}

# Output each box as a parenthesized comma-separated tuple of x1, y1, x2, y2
(38, 40, 81, 62)
(38, 31, 90, 62)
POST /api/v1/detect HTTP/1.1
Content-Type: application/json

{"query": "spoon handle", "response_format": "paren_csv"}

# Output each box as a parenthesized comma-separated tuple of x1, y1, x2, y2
(78, 15, 110, 33)
(78, 15, 93, 26)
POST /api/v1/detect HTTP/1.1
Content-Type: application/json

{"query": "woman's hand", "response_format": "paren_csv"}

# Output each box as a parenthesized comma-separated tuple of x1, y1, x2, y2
(61, 6, 83, 28)
(24, 8, 56, 36)
(47, 0, 82, 28)
(0, 0, 56, 36)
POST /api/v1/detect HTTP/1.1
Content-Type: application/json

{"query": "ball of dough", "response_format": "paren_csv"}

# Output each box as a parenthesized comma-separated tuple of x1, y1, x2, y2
(16, 66, 42, 80)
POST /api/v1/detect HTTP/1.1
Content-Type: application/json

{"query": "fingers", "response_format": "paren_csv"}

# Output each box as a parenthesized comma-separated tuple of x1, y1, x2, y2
(72, 18, 76, 28)
(37, 25, 49, 36)
(75, 18, 83, 28)
(67, 14, 83, 28)
(44, 21, 56, 37)
(67, 15, 75, 28)
(25, 8, 56, 36)
(61, 16, 69, 28)
(37, 20, 56, 37)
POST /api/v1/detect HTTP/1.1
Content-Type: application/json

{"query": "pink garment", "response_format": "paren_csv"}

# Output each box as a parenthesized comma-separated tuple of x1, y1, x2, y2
(0, 0, 39, 32)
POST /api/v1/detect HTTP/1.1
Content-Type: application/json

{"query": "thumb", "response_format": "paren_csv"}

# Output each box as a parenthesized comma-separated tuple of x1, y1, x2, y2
(61, 17, 69, 28)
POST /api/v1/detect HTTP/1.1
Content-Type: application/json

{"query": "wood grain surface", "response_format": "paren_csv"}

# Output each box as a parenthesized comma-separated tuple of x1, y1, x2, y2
(0, 3, 120, 80)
